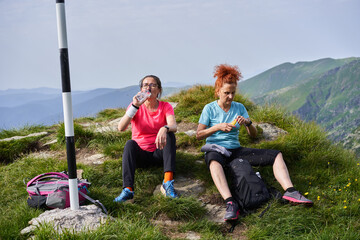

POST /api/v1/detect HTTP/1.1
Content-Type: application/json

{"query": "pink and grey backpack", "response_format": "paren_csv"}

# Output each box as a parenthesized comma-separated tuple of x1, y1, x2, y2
(25, 171, 107, 213)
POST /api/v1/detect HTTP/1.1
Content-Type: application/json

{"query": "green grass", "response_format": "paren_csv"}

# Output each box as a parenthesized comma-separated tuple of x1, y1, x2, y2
(241, 106, 360, 240)
(166, 85, 255, 123)
(175, 132, 205, 150)
(57, 123, 95, 148)
(0, 125, 49, 139)
(90, 130, 132, 158)
(0, 136, 43, 164)
(95, 108, 125, 121)
(1, 85, 360, 239)
(32, 216, 169, 240)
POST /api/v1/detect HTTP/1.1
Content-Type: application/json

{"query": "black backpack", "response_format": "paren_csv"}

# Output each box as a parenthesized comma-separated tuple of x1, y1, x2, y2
(228, 158, 271, 214)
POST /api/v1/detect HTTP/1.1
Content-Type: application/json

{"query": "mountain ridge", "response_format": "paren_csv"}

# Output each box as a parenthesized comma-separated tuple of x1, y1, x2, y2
(0, 85, 189, 129)
(239, 57, 358, 98)
(239, 57, 360, 153)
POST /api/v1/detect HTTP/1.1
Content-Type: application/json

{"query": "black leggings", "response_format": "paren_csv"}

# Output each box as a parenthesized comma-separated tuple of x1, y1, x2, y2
(122, 132, 176, 189)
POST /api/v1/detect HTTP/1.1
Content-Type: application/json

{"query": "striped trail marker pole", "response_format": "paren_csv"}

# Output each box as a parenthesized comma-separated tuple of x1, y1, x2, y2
(55, 0, 79, 210)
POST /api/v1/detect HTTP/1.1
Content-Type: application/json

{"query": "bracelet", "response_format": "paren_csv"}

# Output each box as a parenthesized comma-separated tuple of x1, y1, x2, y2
(245, 120, 252, 127)
(126, 104, 139, 118)
(131, 103, 139, 109)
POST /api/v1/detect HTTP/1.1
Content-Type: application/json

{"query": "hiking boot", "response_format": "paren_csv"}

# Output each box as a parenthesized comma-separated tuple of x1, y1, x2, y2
(114, 188, 134, 203)
(160, 180, 178, 198)
(224, 201, 240, 221)
(283, 190, 313, 206)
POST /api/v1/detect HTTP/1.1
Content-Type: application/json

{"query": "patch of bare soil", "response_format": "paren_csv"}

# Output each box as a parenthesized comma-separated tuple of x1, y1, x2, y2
(177, 121, 198, 133)
(221, 222, 248, 240)
(29, 150, 63, 160)
(150, 214, 183, 239)
(75, 148, 107, 165)
(151, 214, 202, 240)
(199, 193, 224, 205)
(178, 147, 201, 156)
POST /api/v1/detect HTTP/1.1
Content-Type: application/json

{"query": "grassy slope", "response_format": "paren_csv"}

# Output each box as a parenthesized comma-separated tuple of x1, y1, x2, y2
(252, 75, 319, 112)
(250, 58, 360, 147)
(1, 85, 359, 240)
(238, 57, 357, 98)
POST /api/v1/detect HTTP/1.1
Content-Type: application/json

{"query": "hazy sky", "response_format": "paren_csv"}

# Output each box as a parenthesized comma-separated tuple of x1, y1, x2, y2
(1, 0, 359, 91)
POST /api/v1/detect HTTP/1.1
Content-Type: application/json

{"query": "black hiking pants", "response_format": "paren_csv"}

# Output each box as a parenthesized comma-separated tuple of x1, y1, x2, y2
(122, 132, 176, 189)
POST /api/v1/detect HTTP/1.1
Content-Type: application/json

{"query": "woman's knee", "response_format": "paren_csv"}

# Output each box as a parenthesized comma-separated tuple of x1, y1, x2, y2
(274, 152, 284, 162)
(166, 132, 176, 142)
(166, 132, 176, 148)
(124, 140, 138, 149)
(123, 140, 139, 157)
(209, 160, 223, 171)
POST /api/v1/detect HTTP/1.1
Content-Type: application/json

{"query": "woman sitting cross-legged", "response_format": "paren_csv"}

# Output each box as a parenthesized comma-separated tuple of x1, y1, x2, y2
(196, 64, 313, 221)
(114, 75, 178, 203)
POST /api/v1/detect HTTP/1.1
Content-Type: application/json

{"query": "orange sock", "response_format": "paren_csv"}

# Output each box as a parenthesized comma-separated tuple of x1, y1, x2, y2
(164, 171, 173, 183)
(126, 187, 133, 192)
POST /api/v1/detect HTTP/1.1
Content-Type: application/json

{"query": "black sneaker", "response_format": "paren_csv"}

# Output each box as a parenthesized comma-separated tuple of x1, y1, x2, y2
(283, 190, 313, 206)
(224, 201, 240, 221)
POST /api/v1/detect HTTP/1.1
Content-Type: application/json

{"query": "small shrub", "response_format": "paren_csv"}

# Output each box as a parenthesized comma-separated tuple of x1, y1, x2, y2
(238, 125, 263, 146)
(56, 123, 94, 148)
(166, 85, 256, 123)
(96, 108, 125, 122)
(89, 130, 132, 158)
(0, 125, 47, 139)
(251, 103, 300, 130)
(0, 137, 41, 164)
(176, 132, 205, 149)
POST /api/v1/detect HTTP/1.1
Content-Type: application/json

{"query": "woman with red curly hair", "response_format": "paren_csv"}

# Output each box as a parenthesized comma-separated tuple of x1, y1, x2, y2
(196, 64, 313, 221)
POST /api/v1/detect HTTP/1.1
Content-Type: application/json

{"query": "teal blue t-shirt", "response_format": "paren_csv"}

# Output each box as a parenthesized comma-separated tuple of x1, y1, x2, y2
(198, 101, 249, 149)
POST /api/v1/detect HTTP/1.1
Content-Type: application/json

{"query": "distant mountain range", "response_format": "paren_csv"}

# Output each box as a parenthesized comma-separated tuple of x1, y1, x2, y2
(2, 58, 359, 155)
(0, 86, 188, 129)
(239, 57, 360, 153)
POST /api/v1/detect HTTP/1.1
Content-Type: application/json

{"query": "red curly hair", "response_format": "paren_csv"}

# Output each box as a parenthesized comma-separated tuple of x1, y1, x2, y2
(213, 64, 242, 97)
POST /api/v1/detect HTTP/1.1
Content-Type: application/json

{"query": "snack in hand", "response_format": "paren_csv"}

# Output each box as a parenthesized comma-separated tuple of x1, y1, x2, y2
(230, 118, 237, 125)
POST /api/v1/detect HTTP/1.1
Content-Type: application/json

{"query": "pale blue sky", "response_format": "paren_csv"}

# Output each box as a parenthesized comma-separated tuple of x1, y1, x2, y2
(0, 0, 359, 90)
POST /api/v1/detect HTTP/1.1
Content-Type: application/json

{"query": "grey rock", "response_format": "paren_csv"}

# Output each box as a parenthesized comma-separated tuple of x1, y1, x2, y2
(85, 153, 106, 165)
(21, 205, 114, 235)
(257, 123, 287, 141)
(0, 132, 48, 142)
(152, 177, 227, 223)
(168, 102, 178, 109)
(204, 203, 226, 223)
(184, 130, 196, 136)
(43, 139, 57, 146)
(186, 231, 201, 240)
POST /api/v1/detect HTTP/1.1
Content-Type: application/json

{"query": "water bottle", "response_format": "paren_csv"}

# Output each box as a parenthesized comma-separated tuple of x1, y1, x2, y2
(135, 89, 151, 102)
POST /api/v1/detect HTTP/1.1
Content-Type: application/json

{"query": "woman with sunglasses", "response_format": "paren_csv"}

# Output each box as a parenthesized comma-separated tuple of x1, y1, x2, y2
(114, 75, 178, 203)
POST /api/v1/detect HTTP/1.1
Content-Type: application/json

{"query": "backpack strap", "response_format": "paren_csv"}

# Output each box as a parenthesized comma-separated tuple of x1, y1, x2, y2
(78, 191, 108, 215)
(62, 188, 108, 214)
(26, 172, 69, 187)
(258, 202, 271, 218)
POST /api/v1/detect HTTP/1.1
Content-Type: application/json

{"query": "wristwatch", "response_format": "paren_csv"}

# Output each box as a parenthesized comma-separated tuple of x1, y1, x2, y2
(245, 120, 252, 127)
(164, 125, 170, 132)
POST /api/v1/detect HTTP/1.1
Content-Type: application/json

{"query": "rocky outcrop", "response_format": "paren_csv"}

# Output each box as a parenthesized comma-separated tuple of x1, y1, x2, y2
(256, 123, 288, 141)
(21, 205, 113, 235)
(0, 132, 48, 142)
